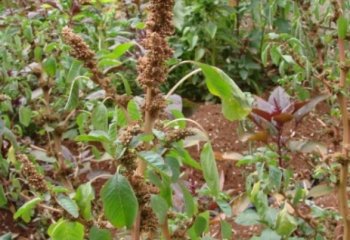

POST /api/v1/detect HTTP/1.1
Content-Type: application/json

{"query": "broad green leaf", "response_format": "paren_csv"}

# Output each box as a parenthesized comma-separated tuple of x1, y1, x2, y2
(76, 131, 111, 143)
(220, 220, 232, 240)
(56, 194, 79, 218)
(98, 59, 122, 69)
(92, 103, 108, 132)
(0, 185, 7, 207)
(100, 173, 138, 228)
(150, 195, 169, 224)
(235, 209, 260, 226)
(48, 219, 84, 240)
(74, 183, 95, 220)
(195, 62, 251, 121)
(260, 229, 281, 240)
(276, 206, 297, 236)
(139, 151, 171, 176)
(127, 99, 141, 121)
(200, 143, 220, 196)
(338, 16, 348, 39)
(14, 197, 42, 223)
(43, 56, 57, 77)
(88, 226, 112, 240)
(188, 211, 209, 239)
(19, 106, 32, 127)
(104, 42, 134, 59)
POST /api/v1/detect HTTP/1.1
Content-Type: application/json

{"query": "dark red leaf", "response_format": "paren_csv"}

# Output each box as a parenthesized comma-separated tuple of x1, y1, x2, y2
(272, 113, 294, 124)
(252, 108, 273, 121)
(268, 86, 291, 111)
(293, 95, 329, 122)
(254, 96, 274, 113)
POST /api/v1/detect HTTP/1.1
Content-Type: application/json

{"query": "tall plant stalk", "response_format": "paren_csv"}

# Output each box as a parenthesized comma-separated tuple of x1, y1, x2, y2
(133, 1, 175, 239)
(334, 1, 350, 239)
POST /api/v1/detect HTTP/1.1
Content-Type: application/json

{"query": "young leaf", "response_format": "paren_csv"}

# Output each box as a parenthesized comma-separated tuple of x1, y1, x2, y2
(88, 226, 112, 240)
(150, 195, 169, 224)
(200, 143, 220, 196)
(19, 106, 32, 127)
(92, 103, 108, 132)
(56, 194, 79, 218)
(127, 99, 142, 121)
(14, 197, 42, 223)
(268, 87, 291, 111)
(74, 183, 95, 220)
(338, 16, 348, 39)
(100, 173, 138, 228)
(48, 219, 84, 240)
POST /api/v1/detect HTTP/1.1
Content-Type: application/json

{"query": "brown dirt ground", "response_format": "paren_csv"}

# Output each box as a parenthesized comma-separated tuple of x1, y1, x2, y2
(188, 102, 342, 239)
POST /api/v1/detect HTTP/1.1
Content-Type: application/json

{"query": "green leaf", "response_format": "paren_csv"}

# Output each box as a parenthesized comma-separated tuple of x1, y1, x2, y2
(66, 60, 82, 83)
(105, 42, 134, 59)
(195, 62, 251, 121)
(276, 206, 297, 236)
(0, 233, 12, 240)
(188, 211, 209, 239)
(206, 22, 217, 39)
(200, 143, 220, 196)
(48, 219, 84, 240)
(65, 78, 80, 111)
(0, 185, 7, 207)
(150, 195, 169, 224)
(74, 183, 95, 220)
(19, 106, 32, 127)
(139, 151, 171, 176)
(260, 229, 281, 240)
(92, 103, 108, 132)
(180, 183, 197, 217)
(100, 173, 138, 228)
(338, 16, 348, 39)
(14, 197, 42, 223)
(88, 226, 112, 240)
(220, 220, 232, 240)
(235, 209, 260, 226)
(127, 99, 141, 121)
(56, 194, 79, 218)
(43, 57, 57, 77)
(76, 131, 111, 143)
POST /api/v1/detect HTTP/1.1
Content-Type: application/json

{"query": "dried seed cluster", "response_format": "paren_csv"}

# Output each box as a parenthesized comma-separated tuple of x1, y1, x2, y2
(17, 154, 48, 192)
(118, 123, 142, 145)
(61, 26, 131, 107)
(137, 0, 175, 116)
(128, 174, 159, 235)
(165, 128, 194, 144)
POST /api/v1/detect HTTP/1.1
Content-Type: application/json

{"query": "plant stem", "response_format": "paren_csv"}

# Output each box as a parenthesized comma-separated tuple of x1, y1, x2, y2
(335, 1, 350, 238)
(161, 217, 171, 240)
